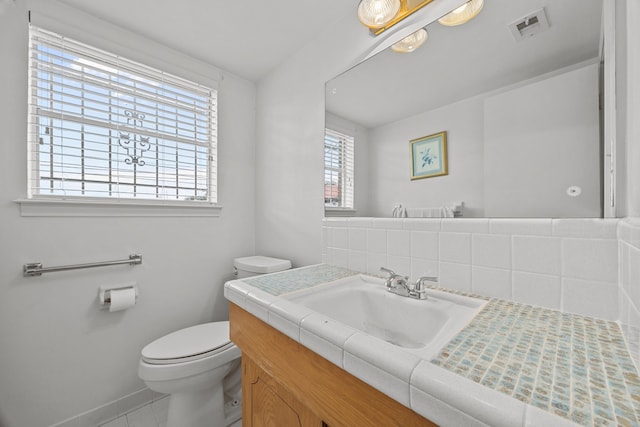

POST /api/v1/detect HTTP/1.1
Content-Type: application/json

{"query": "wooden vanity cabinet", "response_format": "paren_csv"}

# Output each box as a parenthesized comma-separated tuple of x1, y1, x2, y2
(229, 303, 436, 427)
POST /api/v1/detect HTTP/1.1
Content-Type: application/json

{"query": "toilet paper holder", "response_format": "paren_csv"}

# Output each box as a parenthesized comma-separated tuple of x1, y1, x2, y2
(99, 284, 138, 310)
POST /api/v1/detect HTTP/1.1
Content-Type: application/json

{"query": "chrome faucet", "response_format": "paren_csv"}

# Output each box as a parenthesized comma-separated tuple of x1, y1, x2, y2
(380, 267, 411, 296)
(380, 267, 437, 300)
(411, 276, 438, 300)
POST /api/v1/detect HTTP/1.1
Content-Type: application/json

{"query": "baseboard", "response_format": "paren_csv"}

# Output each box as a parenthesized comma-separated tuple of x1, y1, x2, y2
(49, 388, 166, 427)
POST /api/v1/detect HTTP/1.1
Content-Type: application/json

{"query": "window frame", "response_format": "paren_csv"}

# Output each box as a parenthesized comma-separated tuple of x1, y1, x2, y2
(19, 25, 221, 217)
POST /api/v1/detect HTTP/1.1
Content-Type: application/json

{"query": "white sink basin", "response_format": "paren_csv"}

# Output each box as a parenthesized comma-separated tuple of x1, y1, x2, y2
(284, 274, 487, 359)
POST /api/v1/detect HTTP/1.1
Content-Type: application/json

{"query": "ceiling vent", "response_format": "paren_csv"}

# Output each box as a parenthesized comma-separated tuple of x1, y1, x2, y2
(508, 8, 550, 42)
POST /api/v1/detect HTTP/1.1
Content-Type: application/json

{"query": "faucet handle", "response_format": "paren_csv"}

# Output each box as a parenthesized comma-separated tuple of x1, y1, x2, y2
(415, 276, 438, 290)
(408, 276, 437, 300)
(379, 267, 396, 277)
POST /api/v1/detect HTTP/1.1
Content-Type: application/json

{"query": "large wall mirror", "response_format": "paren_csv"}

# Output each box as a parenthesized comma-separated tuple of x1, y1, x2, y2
(325, 0, 607, 218)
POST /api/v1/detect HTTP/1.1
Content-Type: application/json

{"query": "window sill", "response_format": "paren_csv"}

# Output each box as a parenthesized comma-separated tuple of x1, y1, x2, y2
(324, 207, 357, 217)
(15, 197, 223, 217)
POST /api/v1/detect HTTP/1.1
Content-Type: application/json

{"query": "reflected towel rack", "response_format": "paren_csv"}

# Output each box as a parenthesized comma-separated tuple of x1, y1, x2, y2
(23, 254, 142, 277)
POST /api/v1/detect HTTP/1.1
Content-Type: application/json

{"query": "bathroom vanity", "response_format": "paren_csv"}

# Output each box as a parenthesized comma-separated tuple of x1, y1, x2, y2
(225, 264, 640, 427)
(230, 303, 434, 426)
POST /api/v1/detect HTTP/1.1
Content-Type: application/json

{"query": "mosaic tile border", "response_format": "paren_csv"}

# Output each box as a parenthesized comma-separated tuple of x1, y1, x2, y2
(243, 264, 357, 295)
(431, 298, 640, 426)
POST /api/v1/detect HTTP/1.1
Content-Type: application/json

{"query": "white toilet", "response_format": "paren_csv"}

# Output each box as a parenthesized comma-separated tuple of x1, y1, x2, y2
(138, 256, 291, 427)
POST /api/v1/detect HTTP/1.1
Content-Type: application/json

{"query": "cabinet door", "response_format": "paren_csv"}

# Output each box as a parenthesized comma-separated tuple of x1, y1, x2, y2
(243, 356, 324, 427)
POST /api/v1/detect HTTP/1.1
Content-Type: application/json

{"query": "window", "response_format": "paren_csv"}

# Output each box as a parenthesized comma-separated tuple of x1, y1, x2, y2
(324, 128, 354, 209)
(27, 26, 217, 204)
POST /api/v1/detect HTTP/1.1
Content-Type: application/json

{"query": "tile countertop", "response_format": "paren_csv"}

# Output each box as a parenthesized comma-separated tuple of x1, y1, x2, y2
(224, 264, 640, 427)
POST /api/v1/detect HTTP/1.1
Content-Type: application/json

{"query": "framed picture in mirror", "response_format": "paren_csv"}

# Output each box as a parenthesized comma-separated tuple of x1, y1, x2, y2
(410, 131, 448, 180)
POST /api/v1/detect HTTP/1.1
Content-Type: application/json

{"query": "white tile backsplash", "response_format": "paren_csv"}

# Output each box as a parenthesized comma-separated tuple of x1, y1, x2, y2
(348, 250, 367, 272)
(323, 217, 622, 320)
(348, 228, 367, 251)
(618, 218, 640, 247)
(552, 218, 619, 238)
(347, 217, 374, 228)
(387, 230, 411, 257)
(439, 262, 472, 292)
(472, 234, 511, 269)
(471, 266, 511, 299)
(622, 241, 640, 310)
(561, 278, 618, 320)
(327, 247, 349, 268)
(619, 218, 640, 368)
(411, 231, 439, 260)
(387, 255, 411, 277)
(324, 218, 348, 227)
(373, 218, 403, 229)
(330, 227, 349, 249)
(402, 218, 442, 231)
(488, 219, 552, 236)
(512, 236, 562, 275)
(512, 271, 561, 310)
(561, 238, 618, 282)
(441, 218, 489, 233)
(366, 229, 387, 253)
(410, 259, 439, 283)
(439, 232, 472, 264)
(366, 252, 387, 275)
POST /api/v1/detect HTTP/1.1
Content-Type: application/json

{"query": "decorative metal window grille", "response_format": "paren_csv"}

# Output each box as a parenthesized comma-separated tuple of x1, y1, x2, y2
(27, 26, 217, 203)
(324, 128, 354, 209)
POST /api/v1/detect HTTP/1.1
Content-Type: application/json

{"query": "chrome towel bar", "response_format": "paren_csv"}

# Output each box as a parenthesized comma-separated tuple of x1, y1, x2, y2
(23, 254, 142, 277)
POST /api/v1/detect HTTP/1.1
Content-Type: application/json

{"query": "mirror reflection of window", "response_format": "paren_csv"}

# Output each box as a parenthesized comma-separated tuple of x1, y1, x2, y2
(324, 129, 354, 209)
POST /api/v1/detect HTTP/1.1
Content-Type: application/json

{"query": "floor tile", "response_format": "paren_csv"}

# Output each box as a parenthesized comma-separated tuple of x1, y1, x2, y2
(126, 405, 156, 427)
(151, 397, 169, 425)
(100, 416, 128, 427)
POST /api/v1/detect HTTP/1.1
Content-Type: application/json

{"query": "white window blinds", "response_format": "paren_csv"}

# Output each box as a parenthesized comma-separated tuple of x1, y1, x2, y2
(324, 128, 354, 209)
(27, 26, 217, 203)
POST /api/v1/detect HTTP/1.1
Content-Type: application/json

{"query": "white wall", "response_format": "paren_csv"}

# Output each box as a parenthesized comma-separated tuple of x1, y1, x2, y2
(254, 12, 361, 267)
(0, 2, 256, 427)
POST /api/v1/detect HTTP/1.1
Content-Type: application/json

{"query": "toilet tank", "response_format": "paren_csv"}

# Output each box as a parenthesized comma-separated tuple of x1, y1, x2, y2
(233, 256, 292, 279)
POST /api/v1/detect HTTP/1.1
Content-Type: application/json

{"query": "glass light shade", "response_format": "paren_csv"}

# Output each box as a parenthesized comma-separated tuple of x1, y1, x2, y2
(438, 0, 484, 26)
(391, 28, 428, 53)
(358, 0, 402, 29)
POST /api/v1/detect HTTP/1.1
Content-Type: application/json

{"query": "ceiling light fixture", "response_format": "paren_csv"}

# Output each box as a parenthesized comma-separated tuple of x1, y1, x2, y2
(357, 0, 435, 35)
(391, 28, 428, 53)
(357, 0, 402, 29)
(438, 0, 484, 26)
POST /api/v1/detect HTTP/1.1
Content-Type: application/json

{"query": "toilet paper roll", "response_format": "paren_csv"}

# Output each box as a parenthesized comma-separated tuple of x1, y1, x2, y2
(109, 287, 137, 312)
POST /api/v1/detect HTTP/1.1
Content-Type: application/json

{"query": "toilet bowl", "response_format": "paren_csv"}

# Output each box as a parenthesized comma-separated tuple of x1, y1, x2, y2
(139, 322, 242, 427)
(138, 256, 291, 427)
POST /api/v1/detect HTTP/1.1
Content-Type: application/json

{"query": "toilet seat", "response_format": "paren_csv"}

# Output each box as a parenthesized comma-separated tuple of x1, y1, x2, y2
(142, 321, 233, 365)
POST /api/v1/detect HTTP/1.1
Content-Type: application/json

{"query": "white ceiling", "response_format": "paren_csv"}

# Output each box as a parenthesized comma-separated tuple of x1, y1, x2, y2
(55, 0, 603, 127)
(326, 0, 603, 128)
(57, 0, 358, 81)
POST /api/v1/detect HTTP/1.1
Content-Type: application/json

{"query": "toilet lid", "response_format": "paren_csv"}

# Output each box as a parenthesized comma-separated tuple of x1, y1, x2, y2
(141, 321, 232, 364)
